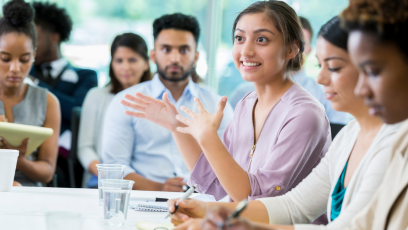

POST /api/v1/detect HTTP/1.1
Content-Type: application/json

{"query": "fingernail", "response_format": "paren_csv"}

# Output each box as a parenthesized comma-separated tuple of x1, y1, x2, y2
(221, 97, 227, 102)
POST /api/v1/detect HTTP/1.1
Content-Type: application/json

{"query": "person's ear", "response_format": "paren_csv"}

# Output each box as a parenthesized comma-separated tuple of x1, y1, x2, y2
(51, 33, 60, 45)
(286, 41, 300, 60)
(150, 49, 157, 64)
(194, 51, 199, 66)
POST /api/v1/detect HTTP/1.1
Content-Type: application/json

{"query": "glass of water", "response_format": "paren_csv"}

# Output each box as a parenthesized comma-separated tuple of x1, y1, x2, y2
(96, 164, 126, 205)
(101, 179, 135, 227)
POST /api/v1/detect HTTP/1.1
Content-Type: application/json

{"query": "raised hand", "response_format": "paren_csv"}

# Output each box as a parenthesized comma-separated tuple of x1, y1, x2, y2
(121, 92, 181, 131)
(175, 97, 227, 143)
(167, 199, 208, 226)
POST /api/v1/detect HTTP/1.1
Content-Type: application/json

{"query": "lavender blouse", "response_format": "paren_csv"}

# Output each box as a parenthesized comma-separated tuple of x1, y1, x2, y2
(188, 83, 332, 201)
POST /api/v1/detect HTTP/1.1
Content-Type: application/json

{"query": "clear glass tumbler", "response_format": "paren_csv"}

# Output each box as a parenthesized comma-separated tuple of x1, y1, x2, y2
(96, 164, 126, 205)
(101, 179, 135, 227)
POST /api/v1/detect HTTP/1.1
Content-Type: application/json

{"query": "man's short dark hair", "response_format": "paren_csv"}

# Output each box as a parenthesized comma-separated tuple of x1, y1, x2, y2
(153, 13, 200, 44)
(32, 2, 72, 42)
(299, 16, 313, 40)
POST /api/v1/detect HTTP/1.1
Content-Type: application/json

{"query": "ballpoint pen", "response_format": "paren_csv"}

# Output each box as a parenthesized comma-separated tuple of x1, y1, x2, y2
(218, 199, 248, 230)
(164, 184, 197, 219)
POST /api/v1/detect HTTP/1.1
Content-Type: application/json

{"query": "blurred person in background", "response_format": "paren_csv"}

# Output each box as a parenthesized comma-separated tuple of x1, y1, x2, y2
(229, 16, 350, 127)
(102, 13, 233, 192)
(78, 33, 151, 188)
(0, 0, 60, 187)
(29, 2, 98, 187)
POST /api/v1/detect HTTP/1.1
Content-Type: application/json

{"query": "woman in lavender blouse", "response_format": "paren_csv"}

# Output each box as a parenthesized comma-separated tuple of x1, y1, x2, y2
(121, 1, 331, 202)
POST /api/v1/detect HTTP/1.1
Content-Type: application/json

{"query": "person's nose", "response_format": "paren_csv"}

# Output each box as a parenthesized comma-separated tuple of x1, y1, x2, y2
(354, 74, 372, 98)
(9, 59, 21, 73)
(241, 41, 255, 58)
(170, 50, 181, 63)
(316, 69, 330, 86)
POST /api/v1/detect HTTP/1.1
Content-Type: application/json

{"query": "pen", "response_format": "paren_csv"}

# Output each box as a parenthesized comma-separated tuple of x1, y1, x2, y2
(164, 184, 197, 219)
(217, 199, 248, 230)
(130, 197, 168, 202)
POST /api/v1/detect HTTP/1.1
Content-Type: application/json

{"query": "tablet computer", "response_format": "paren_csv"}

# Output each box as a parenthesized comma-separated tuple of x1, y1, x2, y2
(0, 122, 53, 157)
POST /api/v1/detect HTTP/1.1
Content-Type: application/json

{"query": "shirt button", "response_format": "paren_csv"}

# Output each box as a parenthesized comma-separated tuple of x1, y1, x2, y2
(276, 186, 281, 191)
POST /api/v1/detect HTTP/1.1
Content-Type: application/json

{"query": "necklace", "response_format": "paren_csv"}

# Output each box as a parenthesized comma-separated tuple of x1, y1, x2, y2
(247, 98, 280, 172)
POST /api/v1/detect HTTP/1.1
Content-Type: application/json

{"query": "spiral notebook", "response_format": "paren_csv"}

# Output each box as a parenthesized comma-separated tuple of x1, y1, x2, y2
(130, 194, 216, 212)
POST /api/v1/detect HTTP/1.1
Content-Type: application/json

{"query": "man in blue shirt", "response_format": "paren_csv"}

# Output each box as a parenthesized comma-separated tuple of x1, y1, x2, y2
(102, 13, 233, 192)
(229, 16, 350, 125)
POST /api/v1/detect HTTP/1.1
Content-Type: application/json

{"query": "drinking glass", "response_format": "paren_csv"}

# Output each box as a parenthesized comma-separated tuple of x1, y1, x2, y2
(0, 149, 19, 192)
(101, 179, 134, 227)
(96, 164, 125, 205)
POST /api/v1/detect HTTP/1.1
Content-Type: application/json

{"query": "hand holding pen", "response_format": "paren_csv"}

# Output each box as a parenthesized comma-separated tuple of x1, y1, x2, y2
(165, 184, 198, 219)
(201, 199, 250, 230)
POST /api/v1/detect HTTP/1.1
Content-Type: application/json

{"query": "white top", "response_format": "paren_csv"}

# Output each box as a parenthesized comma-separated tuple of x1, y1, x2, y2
(258, 120, 401, 230)
(1, 187, 189, 230)
(78, 86, 114, 173)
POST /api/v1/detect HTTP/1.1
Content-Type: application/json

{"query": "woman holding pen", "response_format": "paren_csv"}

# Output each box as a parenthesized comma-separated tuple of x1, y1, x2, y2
(121, 0, 331, 202)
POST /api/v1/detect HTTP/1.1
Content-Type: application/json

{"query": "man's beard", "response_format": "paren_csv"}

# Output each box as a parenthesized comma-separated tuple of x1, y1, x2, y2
(156, 61, 195, 82)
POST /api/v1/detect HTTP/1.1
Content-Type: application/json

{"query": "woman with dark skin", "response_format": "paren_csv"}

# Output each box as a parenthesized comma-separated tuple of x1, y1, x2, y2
(0, 0, 61, 186)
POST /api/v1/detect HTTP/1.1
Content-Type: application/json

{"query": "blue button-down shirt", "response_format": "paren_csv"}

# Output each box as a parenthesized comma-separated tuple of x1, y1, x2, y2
(229, 70, 351, 125)
(102, 75, 234, 183)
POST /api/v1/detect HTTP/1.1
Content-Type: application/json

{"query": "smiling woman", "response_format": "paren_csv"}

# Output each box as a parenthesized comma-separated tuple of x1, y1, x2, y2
(121, 0, 331, 203)
(0, 0, 61, 186)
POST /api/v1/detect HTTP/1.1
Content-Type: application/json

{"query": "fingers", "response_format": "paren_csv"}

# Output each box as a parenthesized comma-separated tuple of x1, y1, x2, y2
(215, 96, 227, 124)
(176, 127, 191, 134)
(124, 94, 150, 106)
(124, 111, 146, 119)
(0, 137, 11, 149)
(135, 92, 158, 103)
(176, 114, 192, 126)
(0, 115, 7, 122)
(163, 92, 176, 109)
(121, 99, 146, 112)
(180, 106, 197, 119)
(194, 97, 206, 113)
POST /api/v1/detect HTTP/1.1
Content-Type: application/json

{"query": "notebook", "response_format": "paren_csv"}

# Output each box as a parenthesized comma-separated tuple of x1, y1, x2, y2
(130, 194, 216, 212)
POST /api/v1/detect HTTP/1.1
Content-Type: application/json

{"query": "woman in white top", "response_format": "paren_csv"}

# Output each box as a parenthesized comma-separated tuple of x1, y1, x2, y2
(165, 16, 401, 230)
(78, 33, 151, 187)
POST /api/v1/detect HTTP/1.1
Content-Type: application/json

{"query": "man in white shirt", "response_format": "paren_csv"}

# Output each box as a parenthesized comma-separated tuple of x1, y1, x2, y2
(102, 13, 233, 191)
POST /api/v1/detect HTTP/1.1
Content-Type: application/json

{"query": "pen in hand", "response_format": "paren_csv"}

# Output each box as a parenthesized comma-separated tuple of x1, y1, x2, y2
(217, 199, 248, 230)
(164, 184, 197, 219)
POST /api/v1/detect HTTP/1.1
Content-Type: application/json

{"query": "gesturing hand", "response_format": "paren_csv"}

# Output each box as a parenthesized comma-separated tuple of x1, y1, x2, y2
(121, 92, 181, 131)
(175, 96, 228, 144)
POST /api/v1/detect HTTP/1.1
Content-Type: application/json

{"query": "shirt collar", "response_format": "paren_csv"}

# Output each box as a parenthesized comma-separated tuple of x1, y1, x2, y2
(150, 73, 199, 100)
(41, 57, 69, 78)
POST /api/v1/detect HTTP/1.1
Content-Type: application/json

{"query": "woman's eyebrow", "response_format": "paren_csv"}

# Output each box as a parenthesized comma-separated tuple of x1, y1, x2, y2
(324, 56, 347, 62)
(253, 28, 275, 35)
(235, 28, 245, 33)
(0, 51, 10, 55)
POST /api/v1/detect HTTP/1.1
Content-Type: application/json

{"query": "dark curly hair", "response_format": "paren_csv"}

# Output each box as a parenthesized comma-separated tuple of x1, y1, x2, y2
(0, 0, 36, 47)
(341, 0, 408, 57)
(32, 1, 72, 43)
(109, 33, 152, 94)
(232, 1, 305, 74)
(153, 13, 200, 44)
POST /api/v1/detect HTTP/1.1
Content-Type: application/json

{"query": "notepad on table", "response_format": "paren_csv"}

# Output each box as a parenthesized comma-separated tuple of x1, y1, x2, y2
(130, 194, 216, 212)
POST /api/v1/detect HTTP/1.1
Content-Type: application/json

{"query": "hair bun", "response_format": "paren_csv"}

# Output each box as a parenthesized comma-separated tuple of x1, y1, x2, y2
(3, 0, 34, 28)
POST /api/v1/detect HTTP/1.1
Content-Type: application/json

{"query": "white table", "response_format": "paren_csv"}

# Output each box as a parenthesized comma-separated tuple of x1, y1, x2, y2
(0, 187, 186, 230)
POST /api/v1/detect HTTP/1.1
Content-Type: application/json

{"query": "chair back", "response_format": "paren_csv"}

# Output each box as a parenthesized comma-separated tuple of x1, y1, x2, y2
(67, 106, 84, 188)
(330, 123, 345, 140)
